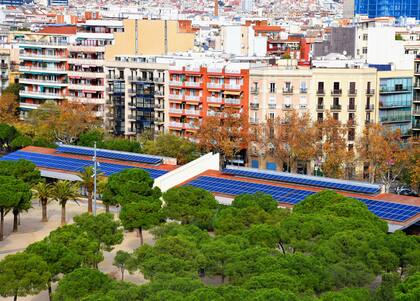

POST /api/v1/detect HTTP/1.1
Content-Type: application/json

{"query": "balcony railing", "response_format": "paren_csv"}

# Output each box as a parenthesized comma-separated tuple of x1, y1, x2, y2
(269, 104, 277, 109)
(366, 89, 375, 95)
(347, 119, 357, 127)
(317, 104, 324, 110)
(348, 89, 357, 96)
(316, 89, 325, 95)
(380, 115, 411, 123)
(20, 90, 65, 98)
(169, 80, 183, 86)
(331, 89, 342, 96)
(282, 87, 294, 94)
(224, 83, 242, 90)
(300, 88, 308, 94)
(365, 104, 374, 110)
(169, 121, 183, 128)
(207, 111, 222, 117)
(184, 81, 202, 88)
(225, 98, 241, 105)
(169, 108, 183, 114)
(412, 109, 420, 116)
(380, 87, 411, 94)
(250, 117, 259, 124)
(19, 66, 67, 73)
(185, 95, 201, 102)
(283, 104, 292, 110)
(208, 82, 223, 89)
(207, 96, 223, 103)
(250, 103, 259, 110)
(19, 78, 67, 85)
(251, 87, 259, 94)
(331, 104, 342, 111)
(169, 94, 184, 100)
(185, 109, 201, 115)
(348, 105, 357, 111)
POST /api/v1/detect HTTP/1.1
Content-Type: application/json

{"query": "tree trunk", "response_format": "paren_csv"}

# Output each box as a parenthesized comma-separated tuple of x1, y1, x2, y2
(105, 204, 110, 213)
(0, 208, 4, 241)
(12, 209, 18, 232)
(87, 191, 93, 214)
(14, 293, 17, 301)
(42, 200, 48, 222)
(121, 269, 125, 281)
(48, 284, 52, 301)
(61, 203, 66, 226)
(139, 227, 144, 246)
(221, 274, 225, 284)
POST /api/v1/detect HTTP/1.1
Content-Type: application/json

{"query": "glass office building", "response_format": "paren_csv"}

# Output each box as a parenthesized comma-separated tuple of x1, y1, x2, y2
(355, 0, 419, 19)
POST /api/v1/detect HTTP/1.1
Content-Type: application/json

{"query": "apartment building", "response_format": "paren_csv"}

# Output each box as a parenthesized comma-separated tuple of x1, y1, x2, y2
(104, 56, 169, 137)
(167, 64, 249, 138)
(377, 70, 413, 137)
(414, 55, 420, 138)
(0, 50, 10, 95)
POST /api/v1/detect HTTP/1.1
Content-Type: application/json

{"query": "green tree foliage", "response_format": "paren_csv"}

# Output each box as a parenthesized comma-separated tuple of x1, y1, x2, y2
(2, 83, 22, 98)
(77, 129, 104, 147)
(113, 250, 131, 281)
(32, 181, 51, 222)
(10, 135, 32, 150)
(50, 180, 79, 225)
(78, 166, 103, 214)
(395, 272, 420, 301)
(0, 123, 18, 152)
(73, 213, 123, 252)
(52, 268, 113, 301)
(119, 198, 161, 245)
(0, 252, 50, 301)
(232, 192, 278, 212)
(0, 159, 41, 185)
(142, 133, 199, 164)
(163, 186, 218, 229)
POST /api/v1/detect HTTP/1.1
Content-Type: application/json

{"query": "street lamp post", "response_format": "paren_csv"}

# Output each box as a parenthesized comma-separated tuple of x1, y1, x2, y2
(93, 142, 97, 216)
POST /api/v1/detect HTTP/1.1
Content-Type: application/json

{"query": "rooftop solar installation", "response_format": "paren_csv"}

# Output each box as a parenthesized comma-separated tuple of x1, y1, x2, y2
(223, 166, 381, 195)
(186, 176, 420, 223)
(56, 145, 163, 165)
(0, 151, 167, 179)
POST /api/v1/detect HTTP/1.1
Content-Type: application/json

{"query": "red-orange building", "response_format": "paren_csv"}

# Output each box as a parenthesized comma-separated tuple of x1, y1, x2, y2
(168, 66, 249, 137)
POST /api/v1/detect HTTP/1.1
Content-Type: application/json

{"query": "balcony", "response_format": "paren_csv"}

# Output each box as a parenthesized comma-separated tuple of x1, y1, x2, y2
(348, 89, 357, 96)
(67, 97, 104, 105)
(365, 104, 374, 111)
(19, 78, 68, 87)
(169, 94, 184, 101)
(251, 87, 259, 94)
(0, 63, 8, 69)
(69, 71, 105, 79)
(19, 90, 65, 99)
(19, 66, 67, 74)
(365, 119, 373, 125)
(225, 98, 241, 105)
(282, 87, 294, 94)
(348, 105, 357, 111)
(208, 82, 223, 89)
(68, 84, 104, 92)
(169, 121, 183, 129)
(331, 89, 342, 96)
(185, 109, 201, 116)
(300, 88, 308, 94)
(317, 104, 324, 110)
(20, 52, 67, 62)
(169, 80, 183, 86)
(250, 103, 259, 110)
(19, 102, 40, 110)
(412, 109, 420, 116)
(347, 119, 357, 127)
(366, 89, 375, 95)
(331, 104, 342, 111)
(282, 104, 292, 110)
(316, 89, 325, 96)
(207, 96, 223, 103)
(155, 104, 164, 111)
(185, 95, 201, 102)
(169, 108, 183, 115)
(250, 117, 259, 124)
(67, 58, 103, 66)
(207, 111, 222, 117)
(224, 83, 242, 90)
(155, 116, 164, 123)
(380, 115, 411, 123)
(154, 90, 164, 96)
(380, 87, 411, 94)
(268, 103, 277, 110)
(413, 121, 420, 129)
(413, 97, 420, 103)
(184, 81, 202, 88)
(154, 77, 164, 83)
(127, 114, 136, 120)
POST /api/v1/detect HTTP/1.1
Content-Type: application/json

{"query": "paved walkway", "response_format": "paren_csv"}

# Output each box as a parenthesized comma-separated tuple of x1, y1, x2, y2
(0, 200, 152, 300)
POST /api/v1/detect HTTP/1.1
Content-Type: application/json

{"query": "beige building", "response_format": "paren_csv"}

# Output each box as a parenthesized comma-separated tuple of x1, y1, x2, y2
(105, 20, 196, 60)
(248, 66, 379, 174)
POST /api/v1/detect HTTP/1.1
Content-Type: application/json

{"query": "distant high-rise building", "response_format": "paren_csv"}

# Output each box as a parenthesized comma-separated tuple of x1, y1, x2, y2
(48, 0, 68, 6)
(0, 0, 32, 5)
(354, 0, 419, 20)
(241, 0, 254, 12)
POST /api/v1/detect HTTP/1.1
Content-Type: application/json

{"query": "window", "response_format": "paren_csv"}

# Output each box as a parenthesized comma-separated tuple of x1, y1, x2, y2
(317, 82, 324, 91)
(362, 47, 368, 54)
(349, 82, 356, 93)
(270, 83, 276, 93)
(333, 113, 339, 120)
(251, 160, 259, 168)
(317, 112, 323, 122)
(266, 162, 277, 171)
(269, 112, 275, 120)
(363, 34, 368, 41)
(333, 97, 340, 106)
(349, 97, 355, 110)
(333, 82, 340, 90)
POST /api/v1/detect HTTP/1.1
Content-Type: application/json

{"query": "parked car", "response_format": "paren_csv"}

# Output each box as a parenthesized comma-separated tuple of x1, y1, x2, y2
(396, 186, 418, 197)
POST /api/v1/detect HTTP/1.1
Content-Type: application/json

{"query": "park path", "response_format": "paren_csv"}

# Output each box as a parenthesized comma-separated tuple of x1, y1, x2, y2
(0, 200, 152, 301)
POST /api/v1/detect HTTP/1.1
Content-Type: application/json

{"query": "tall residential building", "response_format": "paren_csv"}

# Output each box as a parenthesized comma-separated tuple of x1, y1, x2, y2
(167, 64, 249, 138)
(354, 0, 419, 20)
(48, 0, 68, 6)
(104, 56, 169, 136)
(0, 50, 10, 95)
(377, 70, 413, 137)
(413, 55, 420, 138)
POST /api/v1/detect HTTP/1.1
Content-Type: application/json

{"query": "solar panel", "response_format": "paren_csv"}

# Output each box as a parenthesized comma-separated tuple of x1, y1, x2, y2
(185, 176, 420, 223)
(56, 145, 163, 165)
(0, 151, 167, 179)
(223, 166, 381, 195)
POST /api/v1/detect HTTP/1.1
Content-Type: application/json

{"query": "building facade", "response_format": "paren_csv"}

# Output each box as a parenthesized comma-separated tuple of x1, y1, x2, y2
(413, 55, 420, 138)
(0, 50, 10, 95)
(355, 0, 419, 20)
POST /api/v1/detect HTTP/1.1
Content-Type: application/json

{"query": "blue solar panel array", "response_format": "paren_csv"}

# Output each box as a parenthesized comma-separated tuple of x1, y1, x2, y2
(222, 167, 381, 195)
(0, 151, 167, 179)
(186, 176, 420, 223)
(56, 145, 162, 165)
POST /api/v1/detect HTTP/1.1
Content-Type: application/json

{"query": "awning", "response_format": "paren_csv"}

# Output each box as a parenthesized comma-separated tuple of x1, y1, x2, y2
(223, 91, 241, 95)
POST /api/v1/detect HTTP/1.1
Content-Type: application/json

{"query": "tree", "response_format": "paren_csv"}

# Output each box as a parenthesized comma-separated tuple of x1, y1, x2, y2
(102, 169, 161, 208)
(195, 107, 249, 166)
(0, 123, 18, 152)
(0, 159, 41, 185)
(232, 193, 278, 212)
(52, 268, 113, 301)
(394, 272, 420, 301)
(318, 112, 352, 179)
(113, 251, 131, 281)
(0, 252, 50, 301)
(254, 110, 318, 173)
(357, 124, 410, 190)
(142, 133, 199, 164)
(50, 180, 80, 225)
(0, 93, 19, 123)
(0, 176, 30, 240)
(163, 186, 218, 229)
(73, 213, 124, 253)
(119, 198, 162, 245)
(32, 181, 51, 222)
(77, 129, 104, 147)
(3, 83, 22, 98)
(11, 182, 32, 233)
(28, 100, 98, 144)
(10, 135, 32, 150)
(79, 166, 103, 214)
(26, 239, 82, 300)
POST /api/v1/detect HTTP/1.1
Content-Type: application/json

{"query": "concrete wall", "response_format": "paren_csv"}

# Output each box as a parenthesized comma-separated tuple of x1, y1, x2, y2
(153, 152, 220, 192)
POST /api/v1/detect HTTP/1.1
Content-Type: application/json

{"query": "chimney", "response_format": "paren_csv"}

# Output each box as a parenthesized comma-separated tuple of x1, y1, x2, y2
(214, 0, 218, 17)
